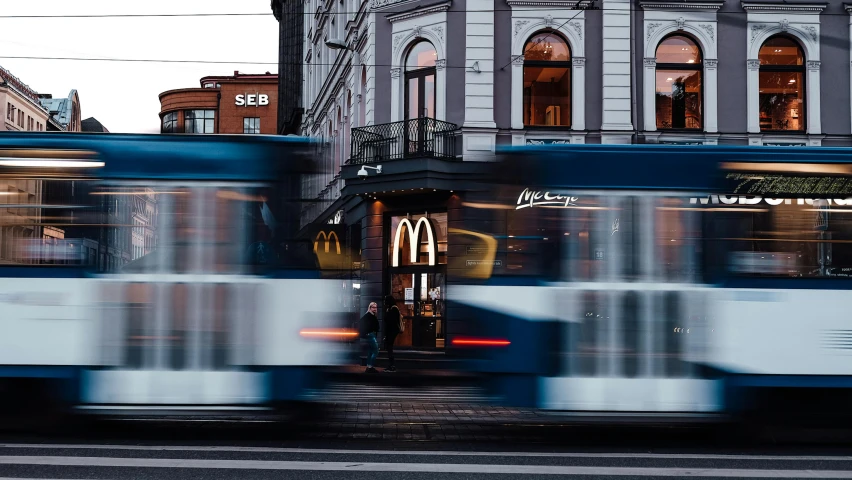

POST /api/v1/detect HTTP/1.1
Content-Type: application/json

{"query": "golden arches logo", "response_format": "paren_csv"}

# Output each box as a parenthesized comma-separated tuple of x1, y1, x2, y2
(392, 217, 437, 267)
(314, 231, 341, 255)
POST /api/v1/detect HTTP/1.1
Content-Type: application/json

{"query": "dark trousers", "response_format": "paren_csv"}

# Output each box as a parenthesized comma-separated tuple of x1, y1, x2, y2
(384, 333, 398, 367)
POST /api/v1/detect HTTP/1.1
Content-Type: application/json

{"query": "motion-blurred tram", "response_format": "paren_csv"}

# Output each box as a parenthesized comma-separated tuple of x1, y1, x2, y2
(0, 132, 350, 419)
(451, 144, 852, 424)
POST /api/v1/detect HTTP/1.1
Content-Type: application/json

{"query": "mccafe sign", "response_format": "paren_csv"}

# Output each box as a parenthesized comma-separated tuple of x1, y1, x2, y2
(235, 94, 270, 107)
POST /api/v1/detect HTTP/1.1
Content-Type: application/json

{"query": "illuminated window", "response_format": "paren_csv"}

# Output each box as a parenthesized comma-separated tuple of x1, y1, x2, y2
(758, 36, 805, 132)
(655, 35, 702, 130)
(523, 32, 571, 127)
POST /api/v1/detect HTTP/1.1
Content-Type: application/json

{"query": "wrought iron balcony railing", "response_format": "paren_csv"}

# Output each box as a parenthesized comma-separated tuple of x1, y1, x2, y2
(349, 117, 459, 165)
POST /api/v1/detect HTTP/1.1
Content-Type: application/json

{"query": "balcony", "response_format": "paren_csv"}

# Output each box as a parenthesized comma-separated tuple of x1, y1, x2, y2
(349, 117, 459, 165)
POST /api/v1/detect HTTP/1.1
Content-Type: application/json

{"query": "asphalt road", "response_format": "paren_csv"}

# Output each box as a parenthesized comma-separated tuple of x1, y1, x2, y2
(0, 403, 851, 479)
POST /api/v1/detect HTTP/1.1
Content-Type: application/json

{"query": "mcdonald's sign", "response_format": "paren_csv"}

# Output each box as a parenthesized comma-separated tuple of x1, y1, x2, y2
(391, 217, 438, 267)
(314, 230, 341, 255)
(314, 229, 345, 270)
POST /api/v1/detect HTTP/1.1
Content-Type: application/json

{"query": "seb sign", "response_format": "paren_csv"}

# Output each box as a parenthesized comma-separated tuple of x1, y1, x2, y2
(235, 94, 269, 107)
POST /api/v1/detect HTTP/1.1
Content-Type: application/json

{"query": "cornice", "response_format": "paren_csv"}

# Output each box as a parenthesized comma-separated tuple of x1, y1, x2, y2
(386, 1, 451, 23)
(741, 2, 827, 13)
(640, 1, 724, 10)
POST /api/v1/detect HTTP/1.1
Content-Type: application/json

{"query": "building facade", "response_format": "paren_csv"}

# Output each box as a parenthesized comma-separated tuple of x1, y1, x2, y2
(277, 0, 852, 350)
(1, 66, 50, 133)
(158, 72, 278, 135)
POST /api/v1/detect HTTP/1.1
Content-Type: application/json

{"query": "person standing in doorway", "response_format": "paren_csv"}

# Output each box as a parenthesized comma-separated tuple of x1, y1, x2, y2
(383, 295, 402, 372)
(359, 302, 380, 373)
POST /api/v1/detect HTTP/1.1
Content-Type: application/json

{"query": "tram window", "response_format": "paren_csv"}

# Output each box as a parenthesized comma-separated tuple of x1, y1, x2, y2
(210, 283, 230, 370)
(712, 199, 852, 278)
(571, 291, 602, 376)
(458, 189, 564, 280)
(561, 196, 622, 282)
(169, 283, 189, 370)
(619, 197, 640, 281)
(622, 291, 640, 378)
(0, 178, 104, 268)
(655, 198, 701, 282)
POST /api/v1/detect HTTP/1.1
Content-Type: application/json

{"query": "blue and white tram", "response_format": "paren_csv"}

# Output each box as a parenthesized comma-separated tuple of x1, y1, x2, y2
(0, 133, 350, 418)
(452, 144, 852, 423)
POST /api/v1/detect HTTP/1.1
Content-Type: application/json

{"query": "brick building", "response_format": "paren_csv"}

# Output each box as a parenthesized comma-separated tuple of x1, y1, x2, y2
(158, 72, 278, 134)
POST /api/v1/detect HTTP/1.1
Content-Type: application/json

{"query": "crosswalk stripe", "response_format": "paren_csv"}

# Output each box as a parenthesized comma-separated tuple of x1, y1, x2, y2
(0, 456, 849, 476)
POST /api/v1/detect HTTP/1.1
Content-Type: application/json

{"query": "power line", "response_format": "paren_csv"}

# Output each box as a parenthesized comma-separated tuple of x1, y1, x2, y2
(0, 55, 499, 71)
(3, 8, 852, 17)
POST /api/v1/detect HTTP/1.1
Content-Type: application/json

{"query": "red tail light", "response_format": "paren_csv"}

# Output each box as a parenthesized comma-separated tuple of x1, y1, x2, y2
(299, 328, 358, 341)
(451, 337, 511, 347)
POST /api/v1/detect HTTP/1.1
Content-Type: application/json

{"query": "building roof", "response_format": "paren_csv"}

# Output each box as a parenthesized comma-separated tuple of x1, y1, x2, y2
(39, 89, 78, 128)
(0, 65, 41, 104)
(198, 71, 278, 87)
(81, 117, 109, 133)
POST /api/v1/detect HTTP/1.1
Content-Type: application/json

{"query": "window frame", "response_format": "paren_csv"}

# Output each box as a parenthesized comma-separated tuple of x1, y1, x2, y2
(161, 111, 178, 133)
(243, 117, 260, 134)
(403, 40, 438, 121)
(654, 34, 704, 131)
(183, 109, 215, 134)
(521, 31, 573, 129)
(757, 35, 806, 133)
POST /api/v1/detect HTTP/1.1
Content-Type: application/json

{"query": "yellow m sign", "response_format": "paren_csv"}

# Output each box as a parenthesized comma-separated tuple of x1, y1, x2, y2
(392, 217, 437, 267)
(313, 231, 341, 255)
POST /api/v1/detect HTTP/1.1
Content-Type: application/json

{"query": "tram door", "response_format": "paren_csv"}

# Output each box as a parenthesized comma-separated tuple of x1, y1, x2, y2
(86, 186, 264, 405)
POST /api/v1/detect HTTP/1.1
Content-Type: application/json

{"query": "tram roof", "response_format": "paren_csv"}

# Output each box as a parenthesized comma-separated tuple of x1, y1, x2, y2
(497, 144, 852, 192)
(0, 132, 317, 181)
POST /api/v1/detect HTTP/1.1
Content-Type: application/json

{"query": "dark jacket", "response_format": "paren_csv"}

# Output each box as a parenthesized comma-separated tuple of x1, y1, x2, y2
(384, 305, 401, 336)
(358, 311, 379, 338)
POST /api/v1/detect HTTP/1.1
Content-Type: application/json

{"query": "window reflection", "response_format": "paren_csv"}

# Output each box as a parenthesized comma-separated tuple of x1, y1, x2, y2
(655, 35, 702, 129)
(184, 110, 215, 134)
(162, 112, 178, 133)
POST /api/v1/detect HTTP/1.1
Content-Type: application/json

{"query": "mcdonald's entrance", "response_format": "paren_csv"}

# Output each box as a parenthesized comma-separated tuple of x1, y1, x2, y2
(386, 212, 447, 349)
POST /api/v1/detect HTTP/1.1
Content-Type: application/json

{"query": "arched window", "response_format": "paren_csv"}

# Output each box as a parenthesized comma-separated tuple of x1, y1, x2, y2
(359, 67, 367, 127)
(404, 41, 437, 120)
(523, 32, 571, 127)
(655, 35, 702, 130)
(758, 36, 805, 132)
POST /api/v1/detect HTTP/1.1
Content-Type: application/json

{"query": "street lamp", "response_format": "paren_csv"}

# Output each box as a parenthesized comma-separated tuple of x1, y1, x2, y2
(325, 38, 360, 64)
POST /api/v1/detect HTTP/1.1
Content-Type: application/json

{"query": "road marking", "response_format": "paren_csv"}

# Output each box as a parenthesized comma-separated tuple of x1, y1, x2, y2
(0, 456, 848, 476)
(2, 444, 852, 462)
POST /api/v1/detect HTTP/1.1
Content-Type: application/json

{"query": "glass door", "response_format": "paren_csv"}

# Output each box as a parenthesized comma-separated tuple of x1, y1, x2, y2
(389, 270, 445, 348)
(404, 68, 436, 156)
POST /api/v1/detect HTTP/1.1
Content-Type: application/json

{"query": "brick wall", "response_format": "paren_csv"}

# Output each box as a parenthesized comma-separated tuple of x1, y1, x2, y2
(158, 79, 278, 134)
(218, 82, 278, 134)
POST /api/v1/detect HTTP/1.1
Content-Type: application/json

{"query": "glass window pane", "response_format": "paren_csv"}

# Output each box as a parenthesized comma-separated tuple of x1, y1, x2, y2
(656, 35, 701, 64)
(424, 75, 435, 118)
(407, 78, 419, 120)
(405, 41, 437, 70)
(523, 66, 571, 126)
(759, 36, 804, 66)
(655, 70, 702, 129)
(759, 71, 804, 131)
(524, 33, 570, 61)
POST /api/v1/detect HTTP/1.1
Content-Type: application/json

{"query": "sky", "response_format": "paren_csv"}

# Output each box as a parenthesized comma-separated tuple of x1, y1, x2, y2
(0, 0, 279, 133)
